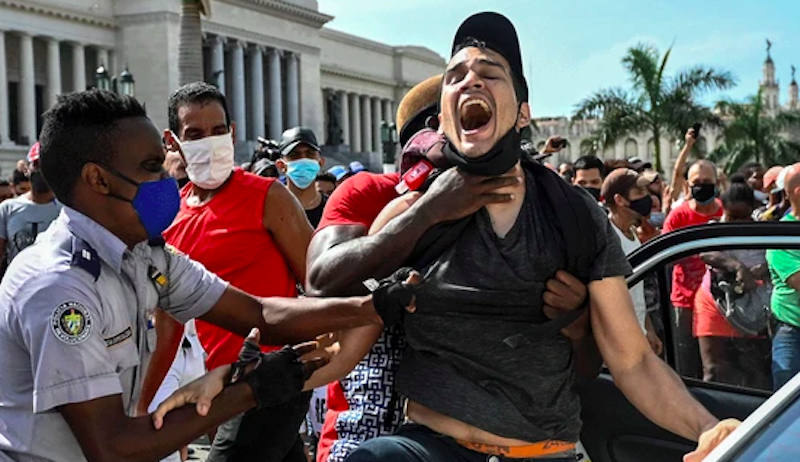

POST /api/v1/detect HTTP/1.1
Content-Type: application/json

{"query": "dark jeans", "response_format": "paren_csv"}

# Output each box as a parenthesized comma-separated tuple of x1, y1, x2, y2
(206, 391, 310, 462)
(698, 336, 772, 390)
(345, 424, 575, 462)
(674, 307, 702, 379)
(772, 322, 800, 391)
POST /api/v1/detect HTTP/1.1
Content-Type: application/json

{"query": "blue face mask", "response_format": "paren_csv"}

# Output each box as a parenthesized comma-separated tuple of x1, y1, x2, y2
(103, 166, 181, 239)
(285, 158, 321, 190)
(649, 211, 666, 228)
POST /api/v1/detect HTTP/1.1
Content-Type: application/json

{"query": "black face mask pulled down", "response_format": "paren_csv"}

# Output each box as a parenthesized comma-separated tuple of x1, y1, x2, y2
(442, 126, 522, 177)
(30, 170, 51, 195)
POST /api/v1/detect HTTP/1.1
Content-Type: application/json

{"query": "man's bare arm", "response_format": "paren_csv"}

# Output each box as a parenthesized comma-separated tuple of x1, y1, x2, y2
(306, 169, 519, 297)
(200, 286, 381, 345)
(303, 325, 383, 390)
(589, 276, 717, 441)
(61, 380, 255, 462)
(137, 309, 184, 416)
(669, 129, 696, 204)
(263, 181, 313, 286)
(786, 271, 800, 292)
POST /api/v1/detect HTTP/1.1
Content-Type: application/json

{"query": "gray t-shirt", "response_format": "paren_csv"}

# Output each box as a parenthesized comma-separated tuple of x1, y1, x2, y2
(0, 196, 61, 263)
(397, 167, 631, 443)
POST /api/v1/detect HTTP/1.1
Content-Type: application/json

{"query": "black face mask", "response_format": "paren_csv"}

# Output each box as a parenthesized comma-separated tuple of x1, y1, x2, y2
(177, 176, 190, 189)
(691, 184, 718, 205)
(584, 187, 601, 201)
(442, 126, 522, 176)
(30, 169, 51, 195)
(627, 195, 653, 218)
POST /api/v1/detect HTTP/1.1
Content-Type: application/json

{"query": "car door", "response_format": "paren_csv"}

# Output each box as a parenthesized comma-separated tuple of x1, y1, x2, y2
(578, 221, 800, 462)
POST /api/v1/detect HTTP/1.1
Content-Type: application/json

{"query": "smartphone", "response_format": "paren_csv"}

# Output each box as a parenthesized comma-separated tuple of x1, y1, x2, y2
(692, 123, 702, 139)
(553, 139, 568, 149)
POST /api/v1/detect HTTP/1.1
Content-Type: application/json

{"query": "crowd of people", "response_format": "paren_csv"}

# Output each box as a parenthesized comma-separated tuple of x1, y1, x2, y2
(1, 10, 799, 462)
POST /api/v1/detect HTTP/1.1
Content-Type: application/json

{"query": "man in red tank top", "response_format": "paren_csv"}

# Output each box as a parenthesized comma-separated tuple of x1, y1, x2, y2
(147, 82, 314, 462)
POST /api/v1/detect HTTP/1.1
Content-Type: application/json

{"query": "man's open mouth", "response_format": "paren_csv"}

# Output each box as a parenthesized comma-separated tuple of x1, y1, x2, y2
(459, 98, 493, 133)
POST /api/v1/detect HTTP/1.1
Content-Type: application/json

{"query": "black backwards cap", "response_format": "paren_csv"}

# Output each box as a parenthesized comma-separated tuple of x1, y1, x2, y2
(451, 12, 529, 103)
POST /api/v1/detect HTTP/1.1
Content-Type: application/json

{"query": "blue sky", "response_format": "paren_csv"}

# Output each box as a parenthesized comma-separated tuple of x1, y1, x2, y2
(318, 0, 799, 118)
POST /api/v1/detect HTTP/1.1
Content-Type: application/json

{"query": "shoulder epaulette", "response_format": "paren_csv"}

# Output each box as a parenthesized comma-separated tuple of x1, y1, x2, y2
(70, 238, 101, 281)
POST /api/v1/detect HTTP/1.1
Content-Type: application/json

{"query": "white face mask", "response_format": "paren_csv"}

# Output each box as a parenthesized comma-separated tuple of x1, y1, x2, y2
(176, 132, 235, 190)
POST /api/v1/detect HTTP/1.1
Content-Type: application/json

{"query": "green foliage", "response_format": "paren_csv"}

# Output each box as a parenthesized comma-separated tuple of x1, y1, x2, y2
(708, 89, 800, 172)
(572, 43, 735, 172)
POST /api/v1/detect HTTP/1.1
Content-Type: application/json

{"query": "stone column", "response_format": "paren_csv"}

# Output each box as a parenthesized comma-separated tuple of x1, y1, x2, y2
(0, 30, 9, 144)
(230, 40, 246, 142)
(268, 48, 283, 139)
(286, 53, 299, 128)
(72, 42, 86, 91)
(46, 38, 61, 109)
(361, 95, 372, 153)
(371, 97, 382, 152)
(247, 45, 265, 139)
(97, 47, 109, 69)
(338, 90, 349, 148)
(348, 93, 361, 152)
(382, 99, 393, 124)
(210, 36, 226, 94)
(19, 33, 37, 144)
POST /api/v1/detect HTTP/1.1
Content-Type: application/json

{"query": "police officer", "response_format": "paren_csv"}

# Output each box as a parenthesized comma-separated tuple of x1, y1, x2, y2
(0, 90, 389, 462)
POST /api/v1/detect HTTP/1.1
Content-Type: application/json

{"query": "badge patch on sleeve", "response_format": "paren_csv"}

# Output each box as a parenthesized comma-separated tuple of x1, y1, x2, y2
(51, 302, 93, 344)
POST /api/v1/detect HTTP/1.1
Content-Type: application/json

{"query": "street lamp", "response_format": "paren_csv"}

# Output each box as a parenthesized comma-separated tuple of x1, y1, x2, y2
(380, 120, 398, 173)
(95, 64, 136, 97)
(94, 64, 111, 91)
(117, 67, 136, 97)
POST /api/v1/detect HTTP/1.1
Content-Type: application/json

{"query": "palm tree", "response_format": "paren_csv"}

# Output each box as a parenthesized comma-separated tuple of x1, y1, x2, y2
(708, 89, 800, 172)
(573, 43, 736, 172)
(178, 0, 209, 86)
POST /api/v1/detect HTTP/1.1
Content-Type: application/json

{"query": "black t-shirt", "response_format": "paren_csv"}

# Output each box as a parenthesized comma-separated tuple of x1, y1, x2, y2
(397, 167, 631, 443)
(305, 194, 328, 228)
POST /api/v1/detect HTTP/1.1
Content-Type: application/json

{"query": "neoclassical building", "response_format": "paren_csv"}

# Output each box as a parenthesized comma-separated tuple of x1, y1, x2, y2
(0, 0, 445, 173)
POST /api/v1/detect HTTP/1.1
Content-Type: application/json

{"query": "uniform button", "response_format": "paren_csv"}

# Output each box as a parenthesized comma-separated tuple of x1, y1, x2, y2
(487, 456, 500, 462)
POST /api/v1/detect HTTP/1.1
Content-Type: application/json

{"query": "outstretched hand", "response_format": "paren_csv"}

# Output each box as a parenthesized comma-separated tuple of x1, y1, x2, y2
(151, 328, 327, 429)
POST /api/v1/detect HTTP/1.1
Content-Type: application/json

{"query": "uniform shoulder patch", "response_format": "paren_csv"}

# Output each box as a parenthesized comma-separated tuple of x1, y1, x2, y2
(51, 301, 93, 345)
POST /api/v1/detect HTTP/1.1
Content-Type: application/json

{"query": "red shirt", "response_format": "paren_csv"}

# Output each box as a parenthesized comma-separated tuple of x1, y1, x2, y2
(163, 169, 297, 370)
(663, 200, 723, 308)
(316, 171, 399, 462)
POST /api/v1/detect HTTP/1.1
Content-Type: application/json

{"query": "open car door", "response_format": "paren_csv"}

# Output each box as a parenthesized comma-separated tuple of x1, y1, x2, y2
(578, 222, 800, 462)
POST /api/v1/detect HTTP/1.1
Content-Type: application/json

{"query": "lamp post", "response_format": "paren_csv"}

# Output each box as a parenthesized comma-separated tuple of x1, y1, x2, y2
(380, 120, 398, 174)
(94, 65, 111, 91)
(95, 64, 135, 97)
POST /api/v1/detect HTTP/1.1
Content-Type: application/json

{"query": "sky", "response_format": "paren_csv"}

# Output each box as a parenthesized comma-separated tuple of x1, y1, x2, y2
(317, 0, 800, 118)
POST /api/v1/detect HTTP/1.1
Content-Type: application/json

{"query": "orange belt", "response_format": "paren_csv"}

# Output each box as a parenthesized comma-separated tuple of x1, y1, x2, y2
(455, 439, 576, 459)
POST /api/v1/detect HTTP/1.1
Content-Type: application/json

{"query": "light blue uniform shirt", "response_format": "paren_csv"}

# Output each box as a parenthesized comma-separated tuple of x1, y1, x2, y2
(0, 207, 228, 461)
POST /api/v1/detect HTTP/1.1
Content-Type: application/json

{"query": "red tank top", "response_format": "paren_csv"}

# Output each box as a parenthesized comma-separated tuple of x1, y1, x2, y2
(164, 169, 298, 370)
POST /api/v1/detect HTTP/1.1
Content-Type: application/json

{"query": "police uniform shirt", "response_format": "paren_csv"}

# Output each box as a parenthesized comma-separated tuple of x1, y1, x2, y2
(0, 207, 228, 462)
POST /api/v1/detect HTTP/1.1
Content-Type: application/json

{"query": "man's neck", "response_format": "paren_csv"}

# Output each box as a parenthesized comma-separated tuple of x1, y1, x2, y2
(187, 173, 234, 206)
(690, 199, 719, 215)
(25, 190, 55, 204)
(610, 211, 635, 239)
(288, 181, 321, 210)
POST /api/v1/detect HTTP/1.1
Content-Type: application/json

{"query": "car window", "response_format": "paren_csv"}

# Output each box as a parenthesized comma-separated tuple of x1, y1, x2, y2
(640, 245, 790, 393)
(732, 392, 800, 461)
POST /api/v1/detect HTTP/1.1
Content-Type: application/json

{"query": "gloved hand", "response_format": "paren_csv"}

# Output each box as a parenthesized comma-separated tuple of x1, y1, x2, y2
(229, 330, 327, 410)
(365, 267, 420, 327)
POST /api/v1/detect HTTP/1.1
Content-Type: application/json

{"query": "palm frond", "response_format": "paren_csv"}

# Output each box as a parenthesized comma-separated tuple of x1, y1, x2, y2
(572, 88, 637, 120)
(622, 44, 661, 104)
(670, 66, 736, 97)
